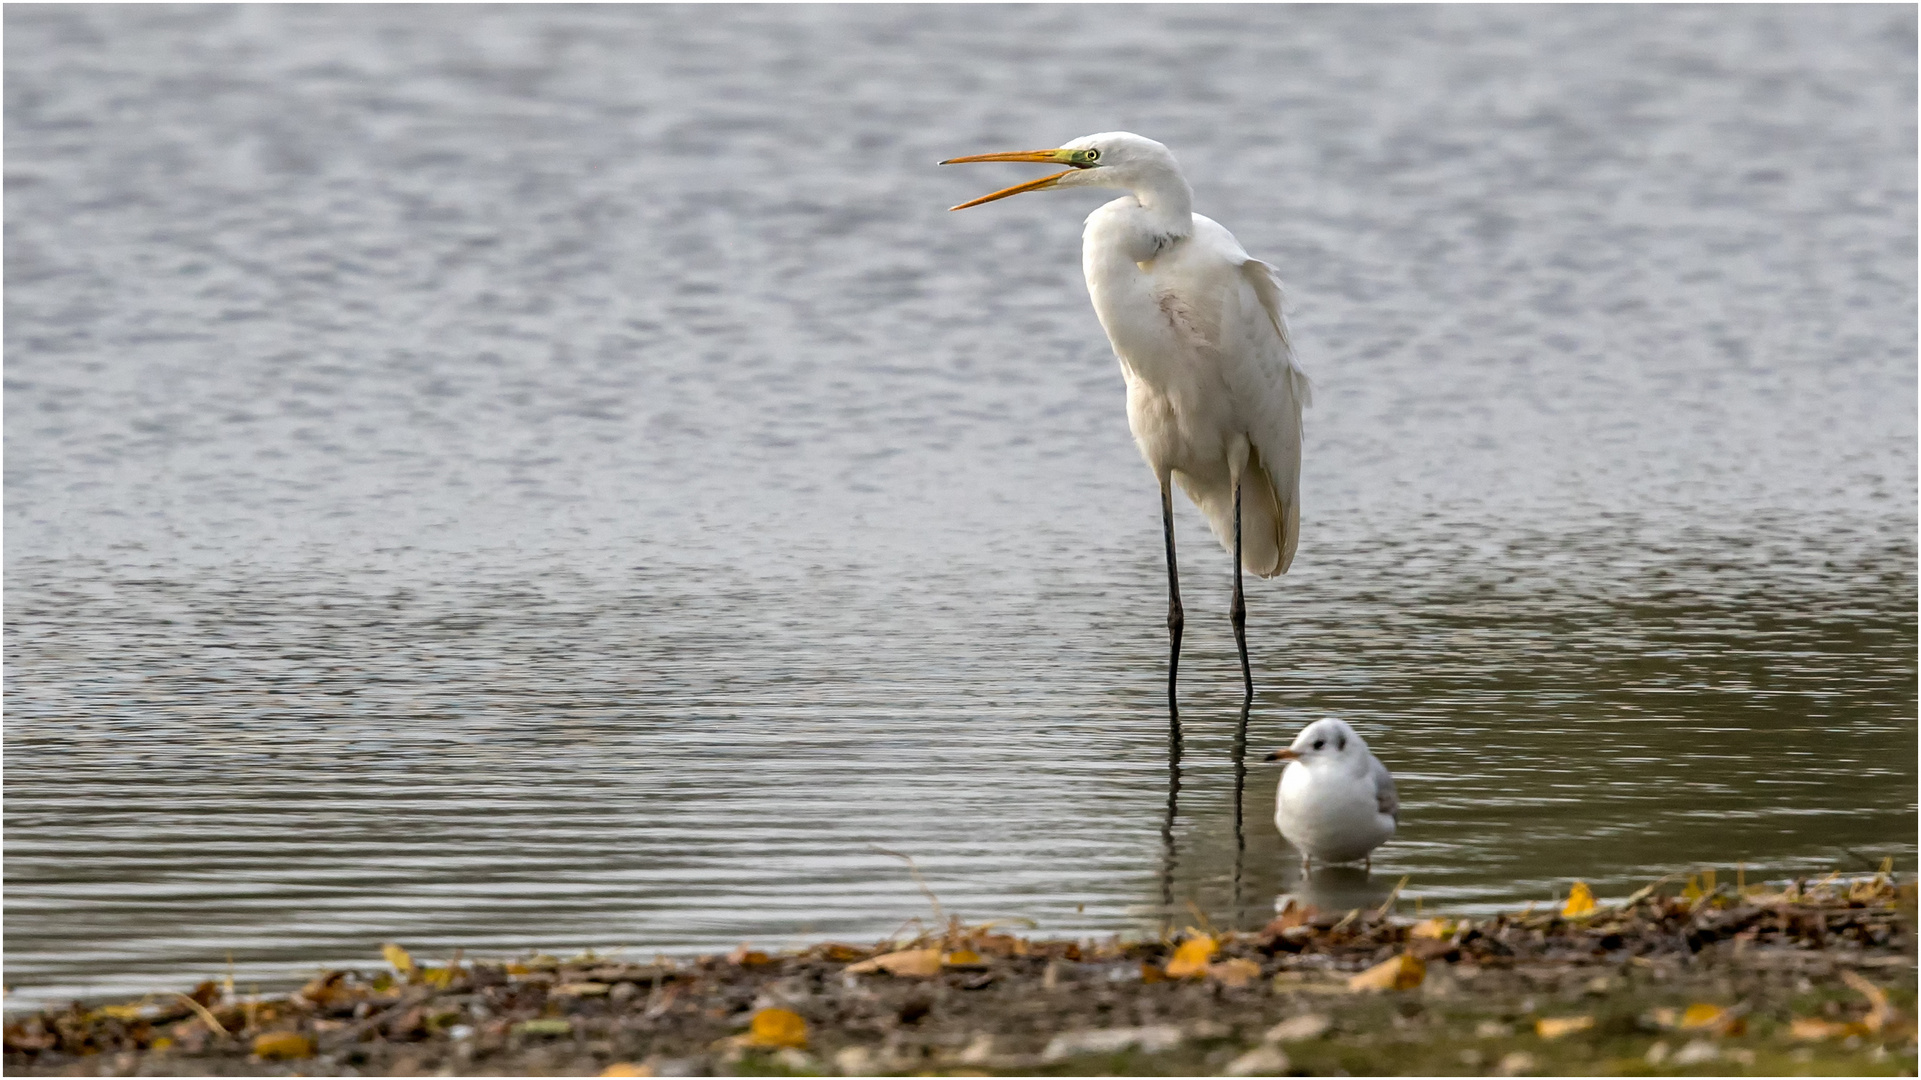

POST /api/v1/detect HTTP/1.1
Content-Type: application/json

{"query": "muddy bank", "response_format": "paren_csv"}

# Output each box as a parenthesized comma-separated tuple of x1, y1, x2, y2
(7, 874, 1916, 1076)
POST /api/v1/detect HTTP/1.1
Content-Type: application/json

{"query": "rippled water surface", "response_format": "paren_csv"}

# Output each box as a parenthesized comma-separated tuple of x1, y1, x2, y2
(6, 5, 1915, 1009)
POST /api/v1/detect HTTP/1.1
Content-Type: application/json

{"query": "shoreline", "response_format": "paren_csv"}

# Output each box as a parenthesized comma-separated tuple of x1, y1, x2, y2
(6, 873, 1914, 1076)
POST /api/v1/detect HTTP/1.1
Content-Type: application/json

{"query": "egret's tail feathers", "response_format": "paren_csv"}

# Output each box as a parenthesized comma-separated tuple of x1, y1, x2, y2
(1177, 449, 1296, 579)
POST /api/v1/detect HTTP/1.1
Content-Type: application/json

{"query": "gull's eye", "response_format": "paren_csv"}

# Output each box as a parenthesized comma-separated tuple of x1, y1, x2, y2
(1312, 739, 1325, 751)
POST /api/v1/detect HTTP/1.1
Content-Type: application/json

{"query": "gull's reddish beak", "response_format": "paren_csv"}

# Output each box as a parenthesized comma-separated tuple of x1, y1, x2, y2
(1264, 748, 1300, 762)
(940, 148, 1079, 211)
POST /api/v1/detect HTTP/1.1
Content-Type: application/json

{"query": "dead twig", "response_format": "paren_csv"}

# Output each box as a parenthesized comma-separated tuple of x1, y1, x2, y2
(871, 845, 945, 928)
(1374, 875, 1410, 920)
(174, 993, 229, 1039)
(318, 986, 441, 1052)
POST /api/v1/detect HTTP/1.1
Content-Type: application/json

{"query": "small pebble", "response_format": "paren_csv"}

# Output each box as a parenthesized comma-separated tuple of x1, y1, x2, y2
(1673, 1039, 1719, 1065)
(1494, 1050, 1537, 1076)
(1225, 1044, 1289, 1076)
(1264, 1014, 1331, 1043)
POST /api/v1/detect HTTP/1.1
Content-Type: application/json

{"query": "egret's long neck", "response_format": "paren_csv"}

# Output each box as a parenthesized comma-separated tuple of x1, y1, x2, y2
(1130, 169, 1194, 241)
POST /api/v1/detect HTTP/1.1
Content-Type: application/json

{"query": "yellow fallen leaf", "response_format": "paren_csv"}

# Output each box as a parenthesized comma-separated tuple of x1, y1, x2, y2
(1679, 1003, 1724, 1029)
(251, 1032, 315, 1060)
(943, 949, 985, 967)
(845, 948, 942, 977)
(1207, 958, 1261, 988)
(381, 942, 415, 978)
(599, 1065, 654, 1078)
(1535, 1016, 1594, 1039)
(420, 966, 455, 989)
(91, 1003, 150, 1022)
(1562, 881, 1596, 918)
(746, 1007, 808, 1049)
(1164, 935, 1219, 978)
(1347, 954, 1425, 992)
(1408, 918, 1455, 940)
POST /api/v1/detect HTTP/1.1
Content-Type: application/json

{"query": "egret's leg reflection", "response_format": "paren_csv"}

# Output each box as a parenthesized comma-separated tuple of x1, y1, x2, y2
(1158, 705, 1182, 934)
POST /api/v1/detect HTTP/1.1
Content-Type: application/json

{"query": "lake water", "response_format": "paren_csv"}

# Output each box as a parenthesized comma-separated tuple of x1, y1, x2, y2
(5, 5, 1914, 1011)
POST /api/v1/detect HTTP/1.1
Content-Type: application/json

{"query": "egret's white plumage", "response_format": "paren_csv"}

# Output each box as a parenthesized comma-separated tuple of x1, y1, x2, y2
(1267, 718, 1398, 868)
(943, 132, 1308, 712)
(944, 132, 1308, 577)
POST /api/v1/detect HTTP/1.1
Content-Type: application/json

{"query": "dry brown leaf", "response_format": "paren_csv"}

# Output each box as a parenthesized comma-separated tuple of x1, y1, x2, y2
(1207, 958, 1261, 988)
(1535, 1016, 1594, 1039)
(1347, 954, 1425, 992)
(746, 1007, 808, 1049)
(1562, 881, 1597, 918)
(845, 948, 942, 977)
(1263, 901, 1317, 935)
(251, 1032, 314, 1060)
(1164, 936, 1219, 979)
(1790, 1017, 1865, 1041)
(729, 945, 773, 966)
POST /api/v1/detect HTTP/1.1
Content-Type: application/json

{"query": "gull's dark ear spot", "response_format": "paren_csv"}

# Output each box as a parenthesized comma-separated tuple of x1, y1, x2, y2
(1336, 733, 1347, 751)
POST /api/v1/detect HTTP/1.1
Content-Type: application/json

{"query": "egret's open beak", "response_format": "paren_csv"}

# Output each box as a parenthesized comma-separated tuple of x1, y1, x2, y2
(1264, 749, 1300, 762)
(940, 148, 1081, 211)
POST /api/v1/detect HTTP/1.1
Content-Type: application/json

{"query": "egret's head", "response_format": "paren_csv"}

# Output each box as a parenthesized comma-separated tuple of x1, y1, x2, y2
(1264, 718, 1368, 765)
(941, 131, 1180, 210)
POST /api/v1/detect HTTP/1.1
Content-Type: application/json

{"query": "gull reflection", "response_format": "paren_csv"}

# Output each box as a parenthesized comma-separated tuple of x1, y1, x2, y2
(1274, 863, 1395, 915)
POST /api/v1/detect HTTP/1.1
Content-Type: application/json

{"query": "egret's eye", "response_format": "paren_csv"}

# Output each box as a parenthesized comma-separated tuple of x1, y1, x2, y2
(1083, 148, 1101, 163)
(1312, 739, 1325, 750)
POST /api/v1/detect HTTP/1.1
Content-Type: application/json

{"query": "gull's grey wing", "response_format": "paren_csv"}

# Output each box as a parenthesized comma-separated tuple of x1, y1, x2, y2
(1370, 755, 1398, 820)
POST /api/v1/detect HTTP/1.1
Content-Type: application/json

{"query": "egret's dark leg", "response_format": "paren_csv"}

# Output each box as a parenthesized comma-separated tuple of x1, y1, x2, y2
(1160, 478, 1184, 735)
(1230, 477, 1251, 917)
(1231, 476, 1252, 719)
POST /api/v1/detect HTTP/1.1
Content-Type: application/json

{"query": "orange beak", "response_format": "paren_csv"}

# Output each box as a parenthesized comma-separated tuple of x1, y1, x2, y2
(939, 148, 1079, 211)
(1264, 748, 1300, 762)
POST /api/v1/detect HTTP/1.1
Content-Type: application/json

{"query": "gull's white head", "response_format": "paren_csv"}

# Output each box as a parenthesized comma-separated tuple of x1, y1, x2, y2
(940, 131, 1189, 210)
(1265, 718, 1370, 767)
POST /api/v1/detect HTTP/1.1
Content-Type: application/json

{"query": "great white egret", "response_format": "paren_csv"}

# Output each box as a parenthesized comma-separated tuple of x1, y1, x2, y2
(942, 132, 1309, 727)
(1265, 719, 1398, 870)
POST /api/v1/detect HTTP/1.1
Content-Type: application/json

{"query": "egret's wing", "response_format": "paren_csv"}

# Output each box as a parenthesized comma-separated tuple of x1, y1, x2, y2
(1369, 755, 1399, 821)
(1232, 257, 1309, 575)
(1150, 219, 1309, 578)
